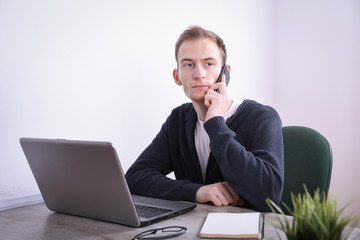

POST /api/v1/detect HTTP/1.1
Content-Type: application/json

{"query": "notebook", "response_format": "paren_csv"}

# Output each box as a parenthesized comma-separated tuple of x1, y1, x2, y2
(19, 137, 196, 227)
(199, 212, 264, 239)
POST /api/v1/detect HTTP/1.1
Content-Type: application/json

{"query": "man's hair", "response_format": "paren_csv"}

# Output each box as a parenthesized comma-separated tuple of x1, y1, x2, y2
(175, 26, 227, 66)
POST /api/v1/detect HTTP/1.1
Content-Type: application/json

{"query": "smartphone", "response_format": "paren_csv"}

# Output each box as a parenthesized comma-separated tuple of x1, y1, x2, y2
(215, 65, 230, 93)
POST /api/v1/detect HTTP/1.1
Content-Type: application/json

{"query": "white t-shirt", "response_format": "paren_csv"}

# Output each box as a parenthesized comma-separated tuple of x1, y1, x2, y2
(195, 102, 240, 182)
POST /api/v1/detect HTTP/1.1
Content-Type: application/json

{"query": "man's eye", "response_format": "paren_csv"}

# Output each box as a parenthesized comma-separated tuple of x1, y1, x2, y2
(185, 63, 193, 68)
(206, 62, 214, 67)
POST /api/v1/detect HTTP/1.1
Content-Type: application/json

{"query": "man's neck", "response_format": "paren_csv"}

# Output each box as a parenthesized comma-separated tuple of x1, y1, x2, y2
(192, 101, 208, 122)
(192, 99, 235, 122)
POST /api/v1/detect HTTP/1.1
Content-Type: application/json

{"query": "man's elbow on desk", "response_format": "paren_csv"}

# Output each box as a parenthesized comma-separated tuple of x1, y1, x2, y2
(249, 181, 284, 212)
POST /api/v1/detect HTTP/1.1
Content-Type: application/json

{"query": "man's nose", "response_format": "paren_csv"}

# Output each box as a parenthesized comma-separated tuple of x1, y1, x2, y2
(193, 65, 206, 79)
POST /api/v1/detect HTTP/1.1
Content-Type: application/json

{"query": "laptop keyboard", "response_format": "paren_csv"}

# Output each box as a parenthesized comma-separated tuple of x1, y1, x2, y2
(135, 204, 172, 219)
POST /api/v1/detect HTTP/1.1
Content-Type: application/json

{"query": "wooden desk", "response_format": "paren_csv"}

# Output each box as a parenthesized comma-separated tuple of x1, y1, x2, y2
(0, 202, 359, 239)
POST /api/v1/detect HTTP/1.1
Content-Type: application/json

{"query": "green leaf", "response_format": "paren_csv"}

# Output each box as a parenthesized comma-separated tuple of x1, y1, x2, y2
(266, 185, 360, 240)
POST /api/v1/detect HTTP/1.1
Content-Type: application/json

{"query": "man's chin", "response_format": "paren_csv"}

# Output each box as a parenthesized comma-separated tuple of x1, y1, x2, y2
(189, 96, 205, 103)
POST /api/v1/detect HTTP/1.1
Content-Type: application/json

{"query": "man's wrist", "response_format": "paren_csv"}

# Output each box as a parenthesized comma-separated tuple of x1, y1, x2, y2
(204, 116, 232, 139)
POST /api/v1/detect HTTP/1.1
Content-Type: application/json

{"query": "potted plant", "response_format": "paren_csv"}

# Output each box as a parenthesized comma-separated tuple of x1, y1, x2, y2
(266, 187, 360, 240)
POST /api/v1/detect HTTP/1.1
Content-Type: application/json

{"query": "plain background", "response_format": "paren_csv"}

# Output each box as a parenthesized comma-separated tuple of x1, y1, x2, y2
(1, 0, 359, 217)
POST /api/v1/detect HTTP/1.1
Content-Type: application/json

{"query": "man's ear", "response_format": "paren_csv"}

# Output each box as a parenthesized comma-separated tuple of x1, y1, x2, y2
(173, 69, 182, 86)
(227, 65, 231, 75)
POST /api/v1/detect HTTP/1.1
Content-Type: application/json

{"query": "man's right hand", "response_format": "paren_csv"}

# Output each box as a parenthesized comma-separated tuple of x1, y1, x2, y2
(195, 182, 244, 206)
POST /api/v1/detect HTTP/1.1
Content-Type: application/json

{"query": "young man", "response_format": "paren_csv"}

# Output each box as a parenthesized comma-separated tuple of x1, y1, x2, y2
(125, 26, 284, 212)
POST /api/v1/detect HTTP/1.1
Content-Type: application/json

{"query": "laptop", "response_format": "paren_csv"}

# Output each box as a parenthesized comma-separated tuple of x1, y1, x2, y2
(19, 137, 196, 227)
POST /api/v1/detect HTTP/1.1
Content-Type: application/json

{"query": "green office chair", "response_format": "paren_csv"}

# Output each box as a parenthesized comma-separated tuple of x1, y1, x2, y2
(281, 126, 333, 215)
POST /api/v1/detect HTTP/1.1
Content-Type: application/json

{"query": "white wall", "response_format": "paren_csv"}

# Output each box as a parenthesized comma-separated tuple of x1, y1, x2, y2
(0, 0, 274, 198)
(273, 0, 360, 216)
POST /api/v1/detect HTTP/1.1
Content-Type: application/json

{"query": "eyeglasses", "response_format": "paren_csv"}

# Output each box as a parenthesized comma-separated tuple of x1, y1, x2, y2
(132, 226, 187, 240)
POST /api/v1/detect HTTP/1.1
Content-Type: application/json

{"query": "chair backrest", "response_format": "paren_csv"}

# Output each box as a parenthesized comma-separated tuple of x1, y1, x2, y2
(281, 126, 332, 214)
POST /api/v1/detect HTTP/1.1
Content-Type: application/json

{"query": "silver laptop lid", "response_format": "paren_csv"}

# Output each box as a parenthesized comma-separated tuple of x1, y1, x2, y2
(20, 138, 141, 226)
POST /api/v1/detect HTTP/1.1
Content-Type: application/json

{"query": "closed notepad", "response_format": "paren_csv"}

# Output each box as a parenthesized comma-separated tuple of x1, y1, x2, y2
(199, 212, 264, 239)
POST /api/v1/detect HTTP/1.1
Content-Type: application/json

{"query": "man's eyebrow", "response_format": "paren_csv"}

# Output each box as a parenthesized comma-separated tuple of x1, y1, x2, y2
(203, 57, 217, 61)
(180, 58, 193, 63)
(180, 57, 217, 63)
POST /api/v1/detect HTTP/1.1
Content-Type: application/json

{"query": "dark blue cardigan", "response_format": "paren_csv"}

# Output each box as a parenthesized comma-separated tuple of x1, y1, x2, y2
(125, 100, 284, 211)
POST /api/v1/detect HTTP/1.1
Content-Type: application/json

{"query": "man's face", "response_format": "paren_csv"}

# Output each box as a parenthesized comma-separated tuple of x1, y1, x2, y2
(173, 38, 223, 103)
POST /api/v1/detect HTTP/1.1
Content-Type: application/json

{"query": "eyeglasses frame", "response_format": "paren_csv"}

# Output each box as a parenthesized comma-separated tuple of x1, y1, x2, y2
(132, 226, 187, 240)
